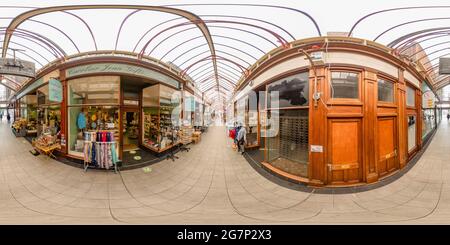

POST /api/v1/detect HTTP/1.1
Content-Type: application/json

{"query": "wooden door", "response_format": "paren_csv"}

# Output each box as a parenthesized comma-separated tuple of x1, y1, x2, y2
(327, 118, 363, 185)
(377, 117, 398, 177)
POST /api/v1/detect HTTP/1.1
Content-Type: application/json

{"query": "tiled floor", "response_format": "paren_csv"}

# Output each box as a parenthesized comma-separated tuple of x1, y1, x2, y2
(1, 118, 450, 224)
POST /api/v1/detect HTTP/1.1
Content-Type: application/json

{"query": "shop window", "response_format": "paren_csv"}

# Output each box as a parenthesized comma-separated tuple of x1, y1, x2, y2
(406, 86, 415, 107)
(330, 72, 359, 99)
(408, 115, 416, 152)
(142, 84, 181, 151)
(422, 109, 435, 139)
(68, 106, 119, 156)
(267, 72, 309, 108)
(378, 79, 394, 103)
(266, 109, 309, 178)
(68, 76, 120, 105)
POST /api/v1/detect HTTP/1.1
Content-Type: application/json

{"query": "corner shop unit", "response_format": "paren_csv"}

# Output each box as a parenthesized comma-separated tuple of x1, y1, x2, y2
(231, 37, 442, 187)
(11, 55, 212, 168)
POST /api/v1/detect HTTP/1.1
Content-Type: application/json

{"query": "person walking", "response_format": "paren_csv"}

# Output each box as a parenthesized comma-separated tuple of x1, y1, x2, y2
(447, 113, 450, 120)
(6, 113, 10, 122)
(236, 123, 247, 154)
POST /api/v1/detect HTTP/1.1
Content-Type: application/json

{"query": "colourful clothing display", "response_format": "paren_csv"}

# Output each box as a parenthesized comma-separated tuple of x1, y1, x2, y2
(83, 131, 117, 170)
(77, 113, 86, 129)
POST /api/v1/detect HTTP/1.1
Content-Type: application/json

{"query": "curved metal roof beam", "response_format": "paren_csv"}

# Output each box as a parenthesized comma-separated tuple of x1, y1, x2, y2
(397, 32, 450, 52)
(0, 28, 64, 58)
(348, 6, 450, 37)
(217, 66, 241, 80)
(190, 64, 214, 78)
(179, 49, 250, 72)
(61, 11, 98, 51)
(191, 66, 215, 80)
(1, 75, 21, 87)
(179, 50, 211, 67)
(0, 17, 80, 53)
(148, 24, 278, 58)
(141, 19, 288, 57)
(1, 40, 51, 63)
(181, 55, 248, 81)
(215, 50, 252, 66)
(160, 34, 266, 62)
(0, 80, 18, 92)
(133, 16, 182, 52)
(200, 14, 295, 41)
(387, 27, 450, 48)
(188, 59, 244, 78)
(12, 29, 66, 57)
(374, 17, 450, 42)
(164, 3, 322, 36)
(408, 40, 450, 58)
(3, 49, 44, 66)
(192, 64, 241, 81)
(189, 63, 214, 76)
(421, 51, 450, 67)
(114, 9, 140, 51)
(218, 71, 239, 83)
(172, 43, 209, 63)
(172, 42, 257, 65)
(434, 77, 450, 90)
(195, 67, 240, 87)
(417, 47, 450, 62)
(2, 5, 217, 61)
(217, 60, 244, 75)
(2, 32, 60, 58)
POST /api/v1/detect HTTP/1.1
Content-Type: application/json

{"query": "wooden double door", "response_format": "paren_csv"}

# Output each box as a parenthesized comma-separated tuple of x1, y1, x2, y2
(326, 116, 399, 185)
(377, 117, 399, 177)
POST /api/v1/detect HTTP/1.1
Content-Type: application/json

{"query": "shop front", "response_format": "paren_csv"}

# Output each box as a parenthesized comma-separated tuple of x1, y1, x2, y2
(12, 56, 204, 169)
(233, 37, 437, 187)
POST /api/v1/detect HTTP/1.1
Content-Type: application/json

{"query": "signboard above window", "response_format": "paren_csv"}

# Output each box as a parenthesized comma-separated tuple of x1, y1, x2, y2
(0, 58, 35, 78)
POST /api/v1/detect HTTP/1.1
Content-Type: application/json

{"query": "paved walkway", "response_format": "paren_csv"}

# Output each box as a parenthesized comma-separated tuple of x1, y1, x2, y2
(1, 117, 450, 224)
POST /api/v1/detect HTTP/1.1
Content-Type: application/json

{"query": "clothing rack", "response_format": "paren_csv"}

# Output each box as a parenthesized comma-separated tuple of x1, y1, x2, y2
(83, 131, 119, 173)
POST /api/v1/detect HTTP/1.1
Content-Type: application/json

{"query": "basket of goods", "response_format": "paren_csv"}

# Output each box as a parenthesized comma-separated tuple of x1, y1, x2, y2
(33, 134, 57, 148)
(11, 119, 27, 137)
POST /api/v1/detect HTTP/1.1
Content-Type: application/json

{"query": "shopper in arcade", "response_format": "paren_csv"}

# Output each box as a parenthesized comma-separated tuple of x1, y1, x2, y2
(236, 122, 247, 154)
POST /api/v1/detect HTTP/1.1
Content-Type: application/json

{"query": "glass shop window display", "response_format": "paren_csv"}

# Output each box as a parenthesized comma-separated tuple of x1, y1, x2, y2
(67, 76, 120, 157)
(265, 72, 310, 178)
(36, 85, 61, 137)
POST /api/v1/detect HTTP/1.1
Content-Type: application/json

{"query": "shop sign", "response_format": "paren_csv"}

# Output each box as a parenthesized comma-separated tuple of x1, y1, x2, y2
(427, 99, 434, 108)
(48, 78, 63, 103)
(66, 63, 180, 88)
(0, 58, 35, 78)
(311, 145, 323, 153)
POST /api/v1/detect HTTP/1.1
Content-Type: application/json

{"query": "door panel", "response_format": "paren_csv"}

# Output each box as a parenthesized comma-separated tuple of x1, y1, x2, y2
(327, 119, 363, 184)
(377, 117, 398, 177)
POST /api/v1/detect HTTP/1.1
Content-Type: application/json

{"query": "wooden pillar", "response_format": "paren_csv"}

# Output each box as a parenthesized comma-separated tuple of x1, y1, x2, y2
(416, 88, 423, 150)
(308, 66, 327, 186)
(60, 68, 68, 154)
(397, 69, 407, 169)
(364, 71, 378, 183)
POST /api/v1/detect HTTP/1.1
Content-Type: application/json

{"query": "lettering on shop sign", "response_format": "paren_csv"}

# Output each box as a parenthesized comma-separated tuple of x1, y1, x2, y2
(66, 63, 180, 88)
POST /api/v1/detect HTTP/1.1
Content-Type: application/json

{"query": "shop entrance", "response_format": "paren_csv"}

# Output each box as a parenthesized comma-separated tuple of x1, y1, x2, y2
(122, 109, 139, 152)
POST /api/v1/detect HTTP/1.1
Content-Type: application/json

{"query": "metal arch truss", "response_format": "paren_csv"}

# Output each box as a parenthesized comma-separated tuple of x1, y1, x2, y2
(347, 6, 450, 92)
(0, 4, 323, 105)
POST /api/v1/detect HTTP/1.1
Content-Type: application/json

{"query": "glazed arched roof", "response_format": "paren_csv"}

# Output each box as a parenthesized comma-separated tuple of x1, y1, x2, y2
(0, 3, 320, 109)
(2, 1, 450, 108)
